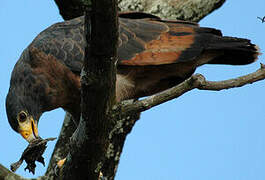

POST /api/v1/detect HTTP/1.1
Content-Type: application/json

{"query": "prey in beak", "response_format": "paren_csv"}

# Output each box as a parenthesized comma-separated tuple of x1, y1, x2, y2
(17, 111, 39, 143)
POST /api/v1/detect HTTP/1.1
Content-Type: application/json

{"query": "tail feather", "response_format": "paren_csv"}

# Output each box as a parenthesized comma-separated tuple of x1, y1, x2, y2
(206, 36, 259, 65)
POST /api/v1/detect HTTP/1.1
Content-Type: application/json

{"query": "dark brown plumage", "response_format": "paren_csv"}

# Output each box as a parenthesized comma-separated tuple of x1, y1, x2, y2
(6, 12, 259, 142)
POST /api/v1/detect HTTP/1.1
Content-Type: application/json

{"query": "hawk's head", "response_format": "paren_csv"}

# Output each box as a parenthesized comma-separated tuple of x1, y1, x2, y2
(6, 47, 81, 143)
(6, 48, 44, 142)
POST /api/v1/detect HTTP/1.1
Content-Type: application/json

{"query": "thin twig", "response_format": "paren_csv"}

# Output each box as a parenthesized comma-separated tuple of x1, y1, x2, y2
(122, 64, 265, 114)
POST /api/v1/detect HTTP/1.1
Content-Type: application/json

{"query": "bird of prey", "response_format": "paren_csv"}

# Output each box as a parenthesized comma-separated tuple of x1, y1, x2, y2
(6, 12, 259, 142)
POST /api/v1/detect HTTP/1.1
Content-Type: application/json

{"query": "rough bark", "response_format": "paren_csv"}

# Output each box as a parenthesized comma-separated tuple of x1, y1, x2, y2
(60, 0, 119, 179)
(102, 107, 141, 180)
(0, 164, 30, 180)
(55, 0, 225, 22)
(118, 0, 225, 21)
(44, 113, 76, 179)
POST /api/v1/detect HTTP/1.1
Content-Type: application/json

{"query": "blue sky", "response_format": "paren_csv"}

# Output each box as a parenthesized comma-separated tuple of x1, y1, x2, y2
(0, 1, 265, 179)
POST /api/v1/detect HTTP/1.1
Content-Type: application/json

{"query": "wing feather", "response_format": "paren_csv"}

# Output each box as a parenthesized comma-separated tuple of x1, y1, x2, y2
(118, 18, 206, 66)
(30, 13, 223, 72)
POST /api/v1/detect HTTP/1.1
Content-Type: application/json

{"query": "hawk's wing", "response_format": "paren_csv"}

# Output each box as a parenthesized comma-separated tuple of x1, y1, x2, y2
(29, 12, 255, 75)
(118, 17, 209, 66)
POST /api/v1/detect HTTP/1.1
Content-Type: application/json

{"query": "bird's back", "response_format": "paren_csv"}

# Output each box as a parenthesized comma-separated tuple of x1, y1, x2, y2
(29, 13, 258, 75)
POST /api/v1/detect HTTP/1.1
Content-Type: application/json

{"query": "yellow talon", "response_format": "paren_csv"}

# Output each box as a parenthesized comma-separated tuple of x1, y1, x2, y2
(57, 158, 66, 168)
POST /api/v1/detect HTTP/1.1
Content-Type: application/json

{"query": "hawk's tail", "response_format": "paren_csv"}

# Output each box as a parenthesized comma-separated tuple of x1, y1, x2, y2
(207, 36, 260, 65)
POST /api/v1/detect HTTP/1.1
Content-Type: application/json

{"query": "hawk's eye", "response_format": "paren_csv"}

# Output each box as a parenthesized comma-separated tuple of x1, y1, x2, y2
(18, 112, 27, 123)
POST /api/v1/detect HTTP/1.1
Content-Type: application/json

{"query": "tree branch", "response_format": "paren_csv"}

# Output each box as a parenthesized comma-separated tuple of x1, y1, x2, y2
(102, 110, 141, 180)
(54, 0, 225, 22)
(44, 113, 75, 179)
(0, 164, 30, 180)
(61, 0, 119, 179)
(198, 64, 265, 90)
(118, 0, 225, 22)
(122, 64, 265, 114)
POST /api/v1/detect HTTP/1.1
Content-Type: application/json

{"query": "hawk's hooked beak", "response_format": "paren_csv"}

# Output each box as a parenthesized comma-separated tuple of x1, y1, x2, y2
(19, 117, 39, 143)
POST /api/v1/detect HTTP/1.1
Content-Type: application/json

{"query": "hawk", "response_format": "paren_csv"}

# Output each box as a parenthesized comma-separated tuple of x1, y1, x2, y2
(6, 12, 259, 142)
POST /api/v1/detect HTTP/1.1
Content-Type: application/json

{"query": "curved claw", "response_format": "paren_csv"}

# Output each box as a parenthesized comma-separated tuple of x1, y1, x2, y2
(54, 158, 66, 176)
(57, 158, 66, 168)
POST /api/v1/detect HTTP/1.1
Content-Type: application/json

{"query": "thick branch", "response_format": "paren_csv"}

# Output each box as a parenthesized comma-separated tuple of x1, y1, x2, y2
(118, 0, 225, 22)
(61, 1, 118, 179)
(122, 65, 265, 113)
(44, 113, 75, 179)
(0, 164, 29, 180)
(102, 110, 141, 180)
(54, 0, 225, 21)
